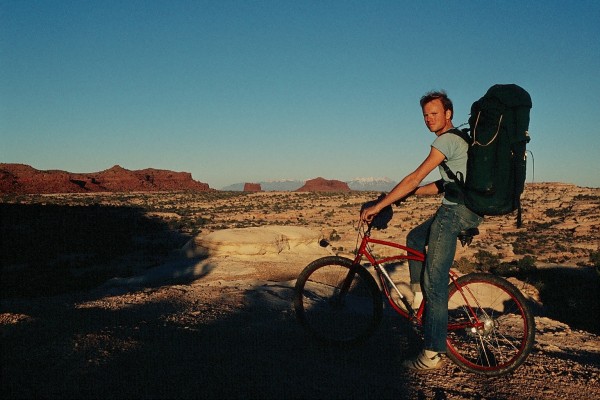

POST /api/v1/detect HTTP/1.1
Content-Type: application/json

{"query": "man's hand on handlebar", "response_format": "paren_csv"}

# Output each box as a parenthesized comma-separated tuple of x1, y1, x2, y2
(360, 193, 395, 230)
(360, 205, 380, 224)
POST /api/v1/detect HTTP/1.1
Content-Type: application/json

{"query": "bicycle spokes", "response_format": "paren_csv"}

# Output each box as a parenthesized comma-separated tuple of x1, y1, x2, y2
(294, 257, 383, 346)
(445, 274, 535, 376)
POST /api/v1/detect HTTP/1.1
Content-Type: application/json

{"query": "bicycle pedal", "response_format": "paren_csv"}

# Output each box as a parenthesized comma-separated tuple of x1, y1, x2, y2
(458, 236, 473, 247)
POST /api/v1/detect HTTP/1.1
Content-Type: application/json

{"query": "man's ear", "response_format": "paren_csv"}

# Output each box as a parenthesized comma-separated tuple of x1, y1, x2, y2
(445, 109, 452, 120)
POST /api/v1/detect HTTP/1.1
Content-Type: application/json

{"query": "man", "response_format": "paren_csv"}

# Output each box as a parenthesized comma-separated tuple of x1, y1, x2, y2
(360, 91, 483, 371)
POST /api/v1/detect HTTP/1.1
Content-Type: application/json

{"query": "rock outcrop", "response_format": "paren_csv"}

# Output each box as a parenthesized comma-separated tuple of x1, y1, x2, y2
(296, 177, 351, 192)
(243, 183, 262, 192)
(0, 163, 211, 194)
(194, 226, 330, 258)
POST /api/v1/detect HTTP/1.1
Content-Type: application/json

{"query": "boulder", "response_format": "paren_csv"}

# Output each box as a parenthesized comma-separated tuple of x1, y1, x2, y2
(194, 226, 331, 258)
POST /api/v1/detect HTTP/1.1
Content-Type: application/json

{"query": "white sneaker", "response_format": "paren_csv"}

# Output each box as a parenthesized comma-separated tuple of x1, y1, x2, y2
(402, 350, 444, 371)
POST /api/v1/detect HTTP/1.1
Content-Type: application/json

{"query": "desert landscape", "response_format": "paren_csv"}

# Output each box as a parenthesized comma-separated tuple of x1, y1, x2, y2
(1, 183, 599, 399)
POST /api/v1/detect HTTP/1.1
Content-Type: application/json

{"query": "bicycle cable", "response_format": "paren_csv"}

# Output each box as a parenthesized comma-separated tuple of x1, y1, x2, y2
(356, 219, 374, 256)
(354, 219, 365, 254)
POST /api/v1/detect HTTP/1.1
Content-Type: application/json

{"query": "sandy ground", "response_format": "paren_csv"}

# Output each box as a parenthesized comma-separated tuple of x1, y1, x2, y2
(2, 186, 599, 399)
(2, 251, 599, 400)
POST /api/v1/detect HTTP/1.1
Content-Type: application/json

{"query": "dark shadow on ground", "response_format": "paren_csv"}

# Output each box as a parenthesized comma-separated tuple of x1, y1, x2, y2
(2, 271, 599, 399)
(523, 266, 600, 335)
(0, 285, 416, 399)
(1, 203, 193, 298)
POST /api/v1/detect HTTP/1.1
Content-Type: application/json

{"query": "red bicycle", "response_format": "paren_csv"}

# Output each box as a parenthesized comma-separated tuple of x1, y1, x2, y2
(294, 208, 535, 376)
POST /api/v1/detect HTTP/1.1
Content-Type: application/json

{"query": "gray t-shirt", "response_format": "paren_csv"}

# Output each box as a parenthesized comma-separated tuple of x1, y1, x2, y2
(431, 131, 468, 204)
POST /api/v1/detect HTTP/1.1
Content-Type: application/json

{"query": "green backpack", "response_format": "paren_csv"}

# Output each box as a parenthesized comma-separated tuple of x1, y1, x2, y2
(442, 84, 532, 227)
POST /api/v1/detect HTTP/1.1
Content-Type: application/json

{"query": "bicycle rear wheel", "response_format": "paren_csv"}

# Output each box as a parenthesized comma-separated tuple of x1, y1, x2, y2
(445, 273, 535, 376)
(294, 256, 383, 346)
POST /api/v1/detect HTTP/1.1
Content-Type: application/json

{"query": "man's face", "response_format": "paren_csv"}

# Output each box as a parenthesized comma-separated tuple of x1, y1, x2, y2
(422, 99, 452, 135)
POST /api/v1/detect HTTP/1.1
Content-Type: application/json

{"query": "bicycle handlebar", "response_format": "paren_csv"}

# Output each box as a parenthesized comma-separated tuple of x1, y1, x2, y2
(360, 194, 394, 231)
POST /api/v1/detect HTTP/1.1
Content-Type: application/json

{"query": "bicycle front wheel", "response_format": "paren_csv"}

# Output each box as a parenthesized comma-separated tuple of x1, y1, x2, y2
(294, 256, 383, 346)
(446, 273, 535, 376)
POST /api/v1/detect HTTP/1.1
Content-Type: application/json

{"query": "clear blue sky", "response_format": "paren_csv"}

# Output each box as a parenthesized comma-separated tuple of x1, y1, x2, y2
(2, 1, 599, 189)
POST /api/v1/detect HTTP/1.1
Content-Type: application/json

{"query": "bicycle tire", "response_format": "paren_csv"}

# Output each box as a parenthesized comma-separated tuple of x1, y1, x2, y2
(294, 256, 383, 346)
(445, 273, 536, 376)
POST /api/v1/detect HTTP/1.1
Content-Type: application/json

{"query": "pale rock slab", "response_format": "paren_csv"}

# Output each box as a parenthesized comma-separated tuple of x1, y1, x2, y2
(195, 225, 330, 258)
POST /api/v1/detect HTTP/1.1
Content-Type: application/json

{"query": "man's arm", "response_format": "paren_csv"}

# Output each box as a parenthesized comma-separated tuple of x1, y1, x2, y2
(414, 180, 444, 196)
(361, 146, 446, 221)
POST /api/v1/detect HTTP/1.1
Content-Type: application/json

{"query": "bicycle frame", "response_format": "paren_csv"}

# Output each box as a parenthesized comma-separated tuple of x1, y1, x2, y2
(351, 226, 474, 328)
(295, 219, 536, 376)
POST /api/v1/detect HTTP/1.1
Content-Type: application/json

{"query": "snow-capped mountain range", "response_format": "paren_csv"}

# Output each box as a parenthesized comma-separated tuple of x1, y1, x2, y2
(346, 177, 397, 191)
(220, 177, 397, 192)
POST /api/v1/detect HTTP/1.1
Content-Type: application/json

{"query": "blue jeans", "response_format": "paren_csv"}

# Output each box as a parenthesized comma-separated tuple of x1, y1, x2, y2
(406, 204, 483, 353)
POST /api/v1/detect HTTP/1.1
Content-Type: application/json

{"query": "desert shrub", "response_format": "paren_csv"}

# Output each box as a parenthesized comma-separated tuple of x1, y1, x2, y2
(545, 207, 572, 218)
(196, 216, 209, 226)
(474, 250, 501, 273)
(532, 220, 557, 230)
(590, 249, 600, 268)
(556, 243, 568, 252)
(453, 257, 477, 274)
(532, 280, 546, 293)
(574, 194, 600, 201)
(494, 255, 538, 277)
(512, 235, 536, 255)
(517, 255, 537, 273)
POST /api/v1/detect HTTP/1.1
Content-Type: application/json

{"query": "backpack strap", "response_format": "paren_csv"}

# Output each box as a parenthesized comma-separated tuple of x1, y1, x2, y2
(440, 161, 464, 186)
(440, 128, 470, 187)
(447, 127, 471, 144)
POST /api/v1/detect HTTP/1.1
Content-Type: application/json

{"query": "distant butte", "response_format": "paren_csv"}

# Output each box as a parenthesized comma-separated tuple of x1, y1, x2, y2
(0, 163, 212, 194)
(296, 177, 351, 192)
(243, 183, 262, 192)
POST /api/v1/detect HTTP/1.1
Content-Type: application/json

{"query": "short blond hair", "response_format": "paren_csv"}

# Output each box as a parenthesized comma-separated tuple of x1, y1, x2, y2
(420, 90, 453, 120)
